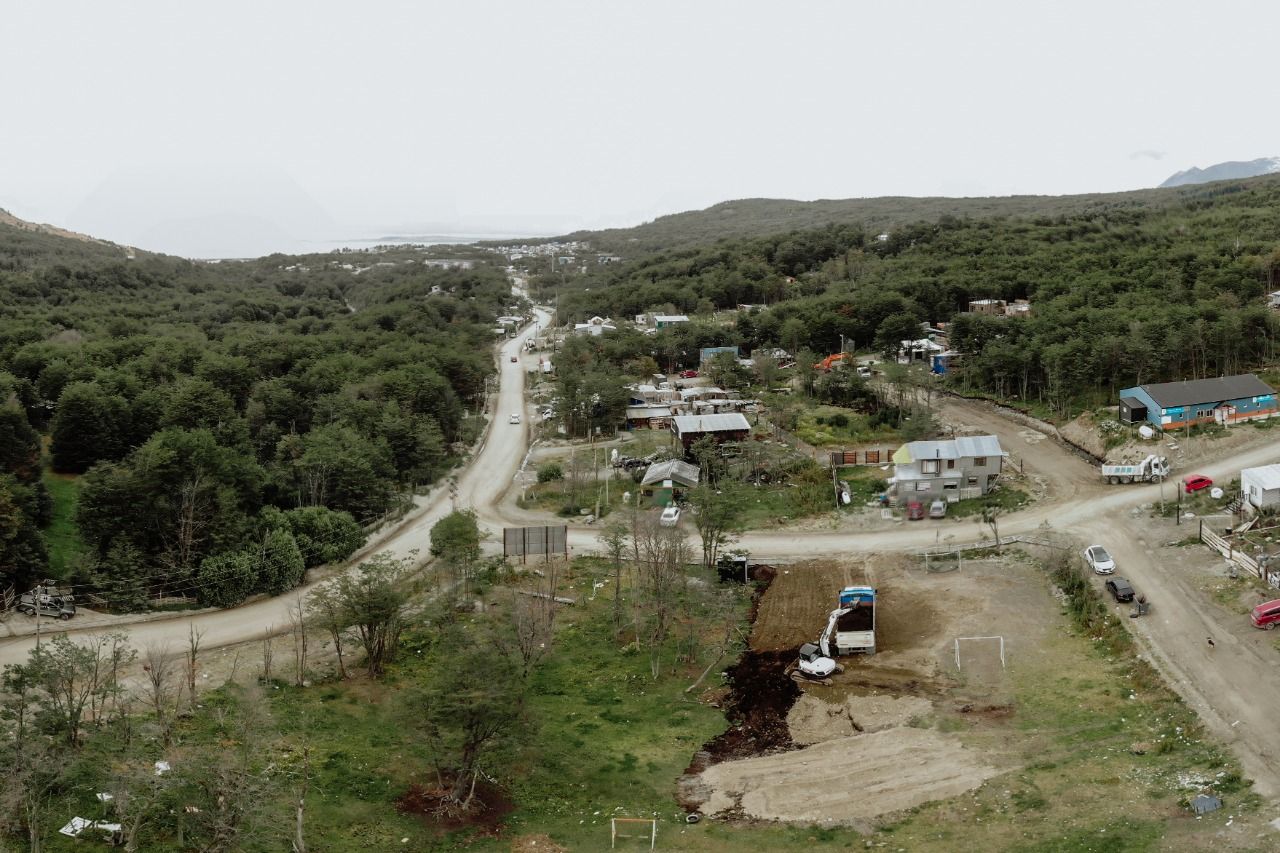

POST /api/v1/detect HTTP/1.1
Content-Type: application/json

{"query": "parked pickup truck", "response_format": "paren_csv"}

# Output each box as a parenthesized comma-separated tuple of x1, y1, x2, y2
(16, 592, 76, 620)
(1101, 454, 1169, 485)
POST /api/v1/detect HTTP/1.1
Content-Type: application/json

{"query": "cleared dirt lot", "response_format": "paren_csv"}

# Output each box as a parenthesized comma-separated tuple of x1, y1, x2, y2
(684, 555, 1047, 825)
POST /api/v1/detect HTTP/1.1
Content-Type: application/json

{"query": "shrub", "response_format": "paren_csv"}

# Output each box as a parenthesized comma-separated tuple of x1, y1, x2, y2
(829, 412, 849, 428)
(281, 506, 365, 568)
(196, 550, 258, 608)
(537, 462, 563, 483)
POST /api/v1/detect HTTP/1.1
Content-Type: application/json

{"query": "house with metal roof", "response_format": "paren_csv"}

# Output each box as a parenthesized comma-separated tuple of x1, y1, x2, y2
(1118, 374, 1278, 430)
(890, 435, 1003, 506)
(671, 413, 751, 454)
(639, 459, 701, 507)
(1242, 464, 1280, 511)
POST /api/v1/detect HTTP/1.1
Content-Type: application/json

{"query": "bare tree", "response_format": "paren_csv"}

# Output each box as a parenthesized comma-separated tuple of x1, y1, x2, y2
(288, 596, 308, 687)
(17, 632, 134, 747)
(111, 758, 174, 852)
(596, 519, 630, 634)
(184, 626, 204, 713)
(261, 630, 274, 682)
(291, 740, 311, 853)
(981, 505, 1002, 553)
(0, 666, 63, 853)
(633, 517, 692, 678)
(306, 584, 348, 679)
(179, 686, 278, 852)
(142, 643, 178, 748)
(494, 562, 559, 679)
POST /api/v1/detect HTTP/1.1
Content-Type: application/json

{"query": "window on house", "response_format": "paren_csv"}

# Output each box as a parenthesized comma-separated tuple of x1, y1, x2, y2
(921, 460, 940, 474)
(943, 482, 958, 490)
(973, 457, 987, 466)
(946, 460, 955, 469)
(967, 477, 978, 486)
(915, 482, 931, 492)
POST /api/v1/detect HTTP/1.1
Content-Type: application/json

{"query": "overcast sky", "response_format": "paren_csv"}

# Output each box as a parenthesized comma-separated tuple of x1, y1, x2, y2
(3, 0, 1278, 257)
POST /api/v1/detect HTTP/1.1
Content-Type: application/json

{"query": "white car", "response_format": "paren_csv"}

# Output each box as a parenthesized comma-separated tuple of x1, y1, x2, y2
(659, 505, 681, 527)
(1084, 545, 1115, 575)
(509, 413, 521, 425)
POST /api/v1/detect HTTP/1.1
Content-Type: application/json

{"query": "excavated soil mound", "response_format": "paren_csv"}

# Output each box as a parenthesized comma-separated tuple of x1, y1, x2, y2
(787, 693, 932, 745)
(695, 649, 800, 764)
(691, 727, 1000, 825)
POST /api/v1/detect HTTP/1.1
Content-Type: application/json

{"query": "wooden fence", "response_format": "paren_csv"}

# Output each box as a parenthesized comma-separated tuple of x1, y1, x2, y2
(828, 449, 896, 467)
(1200, 522, 1264, 578)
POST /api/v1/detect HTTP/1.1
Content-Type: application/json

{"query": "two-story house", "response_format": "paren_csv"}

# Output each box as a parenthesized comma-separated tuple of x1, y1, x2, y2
(890, 435, 1003, 506)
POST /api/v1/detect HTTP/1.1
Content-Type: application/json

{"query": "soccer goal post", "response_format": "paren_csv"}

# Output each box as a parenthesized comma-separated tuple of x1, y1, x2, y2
(954, 635, 1006, 671)
(611, 817, 657, 849)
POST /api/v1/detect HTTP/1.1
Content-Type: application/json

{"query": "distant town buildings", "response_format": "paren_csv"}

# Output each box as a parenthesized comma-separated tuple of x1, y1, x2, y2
(572, 316, 617, 336)
(966, 298, 1032, 318)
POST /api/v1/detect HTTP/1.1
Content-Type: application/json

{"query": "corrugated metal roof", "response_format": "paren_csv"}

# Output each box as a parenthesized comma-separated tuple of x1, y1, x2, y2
(899, 435, 1002, 462)
(1243, 463, 1280, 491)
(672, 413, 751, 434)
(641, 459, 701, 487)
(1138, 374, 1275, 408)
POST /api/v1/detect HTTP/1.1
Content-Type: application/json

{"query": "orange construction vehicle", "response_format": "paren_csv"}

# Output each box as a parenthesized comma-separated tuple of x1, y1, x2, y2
(813, 353, 847, 372)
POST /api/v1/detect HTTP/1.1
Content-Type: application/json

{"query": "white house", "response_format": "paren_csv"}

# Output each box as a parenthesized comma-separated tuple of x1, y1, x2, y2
(573, 316, 617, 336)
(1242, 464, 1280, 511)
(890, 435, 1003, 505)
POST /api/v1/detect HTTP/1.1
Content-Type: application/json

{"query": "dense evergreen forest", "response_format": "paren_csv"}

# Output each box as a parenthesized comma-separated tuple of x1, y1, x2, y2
(0, 220, 512, 604)
(540, 176, 1280, 416)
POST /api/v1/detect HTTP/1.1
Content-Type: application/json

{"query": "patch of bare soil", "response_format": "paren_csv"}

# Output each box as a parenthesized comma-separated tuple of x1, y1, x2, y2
(510, 834, 567, 852)
(395, 779, 514, 833)
(694, 728, 1000, 825)
(787, 693, 932, 745)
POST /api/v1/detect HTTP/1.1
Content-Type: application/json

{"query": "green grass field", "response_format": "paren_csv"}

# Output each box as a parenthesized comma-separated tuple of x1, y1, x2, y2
(42, 469, 85, 579)
(31, 551, 1257, 852)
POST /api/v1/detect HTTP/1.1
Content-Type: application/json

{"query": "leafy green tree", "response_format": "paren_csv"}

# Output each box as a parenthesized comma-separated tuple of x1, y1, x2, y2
(874, 311, 923, 359)
(77, 428, 264, 573)
(275, 424, 396, 521)
(0, 475, 49, 591)
(0, 399, 41, 483)
(50, 381, 130, 473)
(196, 550, 258, 608)
(277, 505, 364, 568)
(317, 552, 410, 677)
(258, 527, 305, 595)
(410, 622, 527, 808)
(688, 481, 746, 570)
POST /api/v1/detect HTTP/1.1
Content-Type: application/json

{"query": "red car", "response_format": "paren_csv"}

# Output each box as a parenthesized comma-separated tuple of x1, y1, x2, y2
(1182, 474, 1213, 494)
(906, 501, 925, 521)
(680, 369, 699, 378)
(1251, 599, 1280, 630)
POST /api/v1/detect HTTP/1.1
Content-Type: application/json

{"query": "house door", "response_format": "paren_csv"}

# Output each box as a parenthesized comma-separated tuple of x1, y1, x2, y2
(1215, 405, 1235, 425)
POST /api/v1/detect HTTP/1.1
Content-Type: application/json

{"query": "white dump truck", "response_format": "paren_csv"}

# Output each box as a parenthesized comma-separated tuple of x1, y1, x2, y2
(1101, 454, 1170, 485)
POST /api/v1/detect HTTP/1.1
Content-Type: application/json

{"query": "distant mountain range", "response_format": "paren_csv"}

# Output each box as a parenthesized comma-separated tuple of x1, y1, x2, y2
(1160, 157, 1280, 188)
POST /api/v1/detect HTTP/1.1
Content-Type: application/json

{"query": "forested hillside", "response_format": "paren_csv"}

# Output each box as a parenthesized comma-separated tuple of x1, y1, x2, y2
(538, 175, 1280, 417)
(551, 178, 1261, 254)
(0, 225, 512, 605)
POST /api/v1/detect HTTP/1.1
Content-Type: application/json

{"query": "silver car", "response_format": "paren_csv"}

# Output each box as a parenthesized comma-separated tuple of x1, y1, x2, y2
(1084, 545, 1116, 574)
